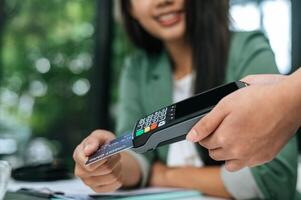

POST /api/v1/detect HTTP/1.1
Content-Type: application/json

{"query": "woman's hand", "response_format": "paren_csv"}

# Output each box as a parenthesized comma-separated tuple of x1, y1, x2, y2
(149, 163, 231, 198)
(149, 162, 169, 187)
(73, 130, 122, 193)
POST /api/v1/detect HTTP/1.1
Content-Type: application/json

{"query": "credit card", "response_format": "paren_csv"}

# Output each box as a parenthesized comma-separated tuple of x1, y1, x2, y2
(85, 133, 133, 165)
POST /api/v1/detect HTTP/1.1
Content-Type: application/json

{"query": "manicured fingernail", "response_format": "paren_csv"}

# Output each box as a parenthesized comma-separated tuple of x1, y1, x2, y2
(186, 129, 198, 142)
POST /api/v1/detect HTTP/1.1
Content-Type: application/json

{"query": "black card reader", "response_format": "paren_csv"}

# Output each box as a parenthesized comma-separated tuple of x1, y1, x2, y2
(131, 81, 247, 153)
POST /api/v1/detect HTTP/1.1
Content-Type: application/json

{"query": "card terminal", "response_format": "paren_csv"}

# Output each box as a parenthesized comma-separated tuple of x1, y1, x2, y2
(86, 81, 247, 165)
(131, 81, 247, 153)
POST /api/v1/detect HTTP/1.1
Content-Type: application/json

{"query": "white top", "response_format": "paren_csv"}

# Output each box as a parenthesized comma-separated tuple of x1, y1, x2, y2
(167, 74, 204, 167)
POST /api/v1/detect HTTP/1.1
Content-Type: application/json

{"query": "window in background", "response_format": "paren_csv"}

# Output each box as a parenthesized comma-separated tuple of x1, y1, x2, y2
(230, 0, 292, 74)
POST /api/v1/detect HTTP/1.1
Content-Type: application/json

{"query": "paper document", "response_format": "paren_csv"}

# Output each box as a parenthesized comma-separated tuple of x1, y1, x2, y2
(8, 178, 227, 200)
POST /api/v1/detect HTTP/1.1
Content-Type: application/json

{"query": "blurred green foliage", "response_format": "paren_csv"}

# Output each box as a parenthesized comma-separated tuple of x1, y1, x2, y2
(2, 0, 94, 131)
(0, 0, 135, 169)
(0, 0, 134, 167)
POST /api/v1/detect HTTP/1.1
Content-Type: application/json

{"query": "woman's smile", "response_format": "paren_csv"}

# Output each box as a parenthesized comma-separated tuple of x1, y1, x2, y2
(129, 0, 186, 42)
(154, 10, 184, 27)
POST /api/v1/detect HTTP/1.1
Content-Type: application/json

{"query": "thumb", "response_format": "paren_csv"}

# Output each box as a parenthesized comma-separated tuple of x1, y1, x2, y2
(186, 100, 228, 142)
(83, 140, 100, 156)
(83, 130, 116, 156)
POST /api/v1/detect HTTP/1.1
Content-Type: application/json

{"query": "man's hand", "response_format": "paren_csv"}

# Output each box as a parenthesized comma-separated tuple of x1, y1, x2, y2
(73, 130, 122, 193)
(241, 74, 286, 85)
(186, 74, 301, 171)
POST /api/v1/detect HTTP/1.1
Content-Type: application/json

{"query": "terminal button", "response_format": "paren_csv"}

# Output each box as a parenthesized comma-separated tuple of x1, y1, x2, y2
(150, 123, 157, 130)
(144, 126, 151, 133)
(158, 121, 166, 127)
(136, 129, 144, 137)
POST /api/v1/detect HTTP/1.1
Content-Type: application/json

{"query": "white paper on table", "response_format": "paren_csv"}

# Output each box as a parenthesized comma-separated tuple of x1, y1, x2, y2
(8, 178, 188, 196)
(8, 178, 95, 195)
(7, 178, 226, 200)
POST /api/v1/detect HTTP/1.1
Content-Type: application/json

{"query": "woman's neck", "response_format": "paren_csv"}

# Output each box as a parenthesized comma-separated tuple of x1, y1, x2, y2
(164, 39, 193, 80)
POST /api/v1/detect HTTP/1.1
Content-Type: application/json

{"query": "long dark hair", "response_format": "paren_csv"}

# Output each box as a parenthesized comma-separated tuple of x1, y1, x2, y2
(120, 0, 229, 166)
(120, 0, 230, 93)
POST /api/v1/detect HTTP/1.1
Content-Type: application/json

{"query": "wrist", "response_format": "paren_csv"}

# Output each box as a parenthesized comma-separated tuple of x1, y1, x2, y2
(283, 69, 301, 126)
(277, 73, 301, 126)
(120, 153, 142, 188)
(155, 167, 172, 187)
(163, 168, 174, 187)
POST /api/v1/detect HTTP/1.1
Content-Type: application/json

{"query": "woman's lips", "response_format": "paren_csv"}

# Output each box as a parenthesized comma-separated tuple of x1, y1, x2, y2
(155, 11, 183, 27)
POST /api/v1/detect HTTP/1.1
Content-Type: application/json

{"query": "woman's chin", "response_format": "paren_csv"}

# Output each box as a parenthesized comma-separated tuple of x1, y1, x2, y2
(158, 30, 185, 43)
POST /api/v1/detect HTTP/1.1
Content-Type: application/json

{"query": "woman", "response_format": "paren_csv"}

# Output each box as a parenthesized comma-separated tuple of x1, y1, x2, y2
(73, 0, 298, 199)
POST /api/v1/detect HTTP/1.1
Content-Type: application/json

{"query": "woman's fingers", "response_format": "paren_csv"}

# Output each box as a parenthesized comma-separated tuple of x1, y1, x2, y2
(73, 130, 124, 192)
(83, 130, 116, 156)
(73, 130, 116, 168)
(92, 179, 123, 193)
(73, 142, 108, 170)
(75, 154, 121, 178)
(83, 163, 122, 188)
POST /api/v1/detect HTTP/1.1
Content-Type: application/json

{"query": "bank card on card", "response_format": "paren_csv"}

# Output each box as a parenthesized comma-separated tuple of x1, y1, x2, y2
(85, 133, 133, 165)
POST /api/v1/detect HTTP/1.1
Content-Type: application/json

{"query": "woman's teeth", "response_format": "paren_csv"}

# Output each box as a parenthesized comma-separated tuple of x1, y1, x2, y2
(158, 13, 178, 21)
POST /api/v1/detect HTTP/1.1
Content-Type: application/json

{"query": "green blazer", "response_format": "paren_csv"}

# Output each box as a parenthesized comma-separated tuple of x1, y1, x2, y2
(116, 31, 298, 199)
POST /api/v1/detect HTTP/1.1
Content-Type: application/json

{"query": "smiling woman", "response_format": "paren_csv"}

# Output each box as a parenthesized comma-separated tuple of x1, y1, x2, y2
(121, 0, 229, 92)
(73, 0, 299, 199)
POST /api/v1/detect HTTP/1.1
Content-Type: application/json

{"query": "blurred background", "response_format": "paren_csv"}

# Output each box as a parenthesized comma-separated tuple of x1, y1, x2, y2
(0, 0, 300, 173)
